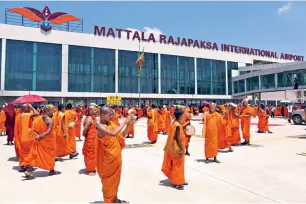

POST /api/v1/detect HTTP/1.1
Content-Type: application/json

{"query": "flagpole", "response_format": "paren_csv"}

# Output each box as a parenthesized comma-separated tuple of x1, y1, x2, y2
(138, 39, 141, 107)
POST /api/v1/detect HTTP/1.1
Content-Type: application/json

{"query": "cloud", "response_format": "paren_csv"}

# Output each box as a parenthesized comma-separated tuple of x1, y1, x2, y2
(122, 27, 164, 39)
(277, 2, 292, 15)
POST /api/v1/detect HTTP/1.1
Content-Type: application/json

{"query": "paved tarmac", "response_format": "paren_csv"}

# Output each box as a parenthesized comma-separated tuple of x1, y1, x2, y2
(1, 116, 306, 204)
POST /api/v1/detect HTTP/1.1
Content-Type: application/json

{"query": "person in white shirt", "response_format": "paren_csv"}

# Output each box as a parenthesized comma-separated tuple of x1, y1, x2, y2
(288, 105, 293, 123)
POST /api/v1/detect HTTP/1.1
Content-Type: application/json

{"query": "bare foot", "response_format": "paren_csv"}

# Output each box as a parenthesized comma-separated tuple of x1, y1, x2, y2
(88, 172, 96, 176)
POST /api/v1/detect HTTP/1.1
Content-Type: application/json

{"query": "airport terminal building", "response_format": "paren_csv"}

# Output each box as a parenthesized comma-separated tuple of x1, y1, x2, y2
(0, 7, 303, 106)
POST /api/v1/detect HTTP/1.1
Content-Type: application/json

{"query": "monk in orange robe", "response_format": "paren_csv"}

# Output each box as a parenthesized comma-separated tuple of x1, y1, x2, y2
(158, 106, 163, 133)
(82, 104, 98, 175)
(122, 106, 128, 117)
(161, 106, 168, 134)
(147, 104, 159, 143)
(75, 106, 83, 141)
(257, 104, 272, 133)
(170, 105, 175, 120)
(161, 108, 187, 190)
(126, 106, 136, 138)
(0, 107, 7, 135)
(180, 106, 192, 156)
(23, 105, 61, 179)
(111, 106, 120, 126)
(164, 107, 171, 134)
(18, 104, 39, 172)
(202, 103, 222, 163)
(96, 106, 133, 203)
(54, 104, 70, 158)
(14, 108, 22, 158)
(65, 103, 78, 158)
(240, 99, 253, 145)
(217, 105, 233, 152)
(227, 105, 241, 145)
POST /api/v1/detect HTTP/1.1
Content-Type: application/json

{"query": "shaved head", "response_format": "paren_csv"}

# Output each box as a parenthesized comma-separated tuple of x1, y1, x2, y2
(44, 105, 52, 113)
(100, 106, 113, 115)
(209, 103, 216, 113)
(21, 104, 29, 112)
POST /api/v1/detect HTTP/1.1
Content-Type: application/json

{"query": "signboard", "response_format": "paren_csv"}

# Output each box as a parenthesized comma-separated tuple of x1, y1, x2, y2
(9, 6, 81, 32)
(94, 26, 304, 62)
(106, 96, 122, 105)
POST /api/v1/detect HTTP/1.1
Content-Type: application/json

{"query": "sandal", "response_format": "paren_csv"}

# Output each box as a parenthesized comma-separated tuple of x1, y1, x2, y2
(22, 172, 35, 180)
(175, 185, 184, 190)
(49, 170, 62, 176)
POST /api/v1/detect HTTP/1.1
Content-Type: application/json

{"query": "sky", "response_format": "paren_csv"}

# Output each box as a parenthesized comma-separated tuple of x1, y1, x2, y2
(0, 1, 305, 57)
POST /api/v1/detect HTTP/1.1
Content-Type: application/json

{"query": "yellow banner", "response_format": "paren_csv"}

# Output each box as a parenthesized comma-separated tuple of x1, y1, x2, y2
(106, 96, 122, 105)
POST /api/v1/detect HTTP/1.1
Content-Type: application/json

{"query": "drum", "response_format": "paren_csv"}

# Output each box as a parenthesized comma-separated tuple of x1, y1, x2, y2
(185, 125, 196, 136)
(68, 120, 76, 128)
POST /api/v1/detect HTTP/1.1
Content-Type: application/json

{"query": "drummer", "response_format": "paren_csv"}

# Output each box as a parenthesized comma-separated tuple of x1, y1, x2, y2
(178, 105, 192, 156)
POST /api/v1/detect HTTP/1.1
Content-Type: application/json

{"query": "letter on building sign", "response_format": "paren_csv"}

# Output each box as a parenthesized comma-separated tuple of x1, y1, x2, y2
(125, 30, 132, 39)
(116, 28, 123, 38)
(132, 31, 141, 41)
(94, 26, 106, 36)
(148, 33, 156, 43)
(160, 35, 166, 44)
(168, 36, 175, 45)
(107, 28, 115, 38)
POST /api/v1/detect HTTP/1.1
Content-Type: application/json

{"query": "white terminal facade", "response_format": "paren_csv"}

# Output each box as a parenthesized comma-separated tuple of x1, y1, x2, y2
(0, 20, 303, 106)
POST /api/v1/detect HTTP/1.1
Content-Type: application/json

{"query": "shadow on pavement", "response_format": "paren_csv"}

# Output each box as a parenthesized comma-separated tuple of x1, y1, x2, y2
(78, 168, 88, 175)
(159, 179, 174, 188)
(90, 201, 104, 203)
(195, 159, 216, 163)
(8, 157, 18, 162)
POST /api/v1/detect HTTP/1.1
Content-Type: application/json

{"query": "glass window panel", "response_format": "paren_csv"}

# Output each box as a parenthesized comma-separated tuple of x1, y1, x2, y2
(227, 61, 238, 95)
(5, 40, 62, 91)
(161, 55, 194, 94)
(277, 72, 293, 88)
(119, 50, 158, 94)
(261, 74, 275, 89)
(246, 76, 259, 91)
(68, 45, 115, 92)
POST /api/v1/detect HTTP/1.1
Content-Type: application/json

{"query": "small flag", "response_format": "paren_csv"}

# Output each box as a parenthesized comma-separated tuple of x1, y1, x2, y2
(136, 48, 144, 76)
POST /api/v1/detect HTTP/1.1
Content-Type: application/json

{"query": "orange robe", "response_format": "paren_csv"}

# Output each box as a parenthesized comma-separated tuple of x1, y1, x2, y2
(97, 121, 125, 203)
(0, 110, 7, 132)
(111, 112, 120, 126)
(284, 106, 289, 117)
(82, 116, 98, 172)
(180, 111, 191, 148)
(65, 109, 77, 153)
(55, 112, 70, 157)
(165, 109, 171, 134)
(203, 112, 222, 159)
(241, 106, 253, 141)
(258, 109, 269, 132)
(161, 108, 168, 133)
(128, 110, 135, 136)
(75, 112, 82, 139)
(26, 116, 56, 171)
(14, 113, 21, 158)
(19, 113, 34, 167)
(147, 109, 158, 142)
(161, 121, 186, 185)
(218, 113, 230, 149)
(170, 107, 175, 120)
(158, 110, 163, 132)
(228, 109, 241, 145)
(122, 107, 128, 117)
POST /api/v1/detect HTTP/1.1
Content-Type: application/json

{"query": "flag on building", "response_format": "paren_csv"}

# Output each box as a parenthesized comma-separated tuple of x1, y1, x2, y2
(136, 48, 144, 76)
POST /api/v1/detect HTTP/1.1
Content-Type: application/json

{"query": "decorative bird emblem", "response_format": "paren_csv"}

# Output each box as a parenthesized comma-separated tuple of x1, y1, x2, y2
(9, 6, 81, 32)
